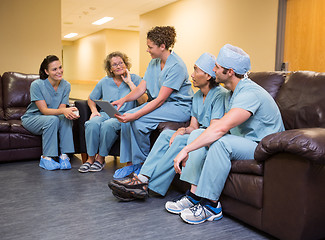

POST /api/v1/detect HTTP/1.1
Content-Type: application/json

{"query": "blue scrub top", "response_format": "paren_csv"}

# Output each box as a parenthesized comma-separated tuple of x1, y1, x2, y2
(191, 85, 228, 128)
(143, 52, 193, 108)
(89, 74, 142, 114)
(225, 77, 284, 142)
(22, 78, 70, 118)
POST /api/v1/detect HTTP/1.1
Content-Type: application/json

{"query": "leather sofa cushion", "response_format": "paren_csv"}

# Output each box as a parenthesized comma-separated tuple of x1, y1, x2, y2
(9, 120, 33, 134)
(2, 72, 38, 120)
(0, 119, 33, 134)
(276, 71, 325, 129)
(230, 159, 264, 176)
(248, 71, 286, 99)
(0, 132, 41, 150)
(9, 133, 42, 149)
(0, 133, 10, 149)
(0, 120, 10, 132)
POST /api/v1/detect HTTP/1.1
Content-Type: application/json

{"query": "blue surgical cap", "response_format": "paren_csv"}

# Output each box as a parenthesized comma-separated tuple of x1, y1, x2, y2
(216, 44, 251, 75)
(195, 52, 216, 78)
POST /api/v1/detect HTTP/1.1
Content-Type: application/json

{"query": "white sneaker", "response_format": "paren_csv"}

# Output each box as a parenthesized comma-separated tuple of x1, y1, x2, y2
(165, 193, 200, 214)
(180, 201, 223, 224)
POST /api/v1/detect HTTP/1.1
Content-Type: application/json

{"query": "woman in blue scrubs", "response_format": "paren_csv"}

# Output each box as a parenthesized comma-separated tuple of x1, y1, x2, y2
(22, 55, 79, 170)
(108, 53, 228, 200)
(112, 26, 194, 178)
(78, 52, 147, 173)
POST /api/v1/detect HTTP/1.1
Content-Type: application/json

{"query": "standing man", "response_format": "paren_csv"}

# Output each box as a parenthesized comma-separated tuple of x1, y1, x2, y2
(166, 44, 284, 224)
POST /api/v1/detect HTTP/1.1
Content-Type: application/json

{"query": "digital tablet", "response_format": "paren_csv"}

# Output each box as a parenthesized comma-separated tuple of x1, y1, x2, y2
(94, 100, 121, 118)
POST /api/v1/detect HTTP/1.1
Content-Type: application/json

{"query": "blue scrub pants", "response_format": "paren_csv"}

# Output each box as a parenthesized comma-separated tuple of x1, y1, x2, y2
(140, 129, 189, 196)
(22, 114, 74, 157)
(180, 129, 258, 201)
(120, 102, 191, 165)
(85, 113, 120, 157)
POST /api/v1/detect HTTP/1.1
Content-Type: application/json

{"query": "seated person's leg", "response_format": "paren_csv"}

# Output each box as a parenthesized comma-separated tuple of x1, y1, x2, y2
(148, 133, 189, 196)
(79, 115, 106, 173)
(179, 135, 257, 224)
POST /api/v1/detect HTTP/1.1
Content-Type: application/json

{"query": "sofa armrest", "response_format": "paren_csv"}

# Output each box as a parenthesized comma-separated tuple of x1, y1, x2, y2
(254, 128, 325, 164)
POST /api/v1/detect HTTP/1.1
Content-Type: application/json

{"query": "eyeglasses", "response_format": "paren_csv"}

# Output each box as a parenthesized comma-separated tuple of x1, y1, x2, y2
(111, 62, 125, 68)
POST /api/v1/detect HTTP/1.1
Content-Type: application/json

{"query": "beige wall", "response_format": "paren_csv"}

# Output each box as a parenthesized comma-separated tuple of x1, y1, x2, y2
(0, 0, 61, 74)
(62, 29, 139, 82)
(139, 0, 279, 76)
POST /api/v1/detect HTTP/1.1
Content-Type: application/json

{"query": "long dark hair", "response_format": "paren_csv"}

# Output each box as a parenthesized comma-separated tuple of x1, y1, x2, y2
(39, 55, 59, 80)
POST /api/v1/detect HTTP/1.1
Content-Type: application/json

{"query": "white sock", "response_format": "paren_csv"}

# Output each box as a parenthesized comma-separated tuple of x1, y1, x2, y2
(137, 174, 149, 183)
(60, 154, 69, 160)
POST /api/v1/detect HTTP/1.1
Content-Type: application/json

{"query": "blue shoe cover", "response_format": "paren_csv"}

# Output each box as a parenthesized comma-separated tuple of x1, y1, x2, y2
(113, 164, 141, 179)
(59, 154, 71, 170)
(39, 156, 60, 170)
(134, 164, 142, 175)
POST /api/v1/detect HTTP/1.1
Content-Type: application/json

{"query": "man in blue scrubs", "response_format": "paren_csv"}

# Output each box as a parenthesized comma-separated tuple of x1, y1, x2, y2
(166, 44, 284, 224)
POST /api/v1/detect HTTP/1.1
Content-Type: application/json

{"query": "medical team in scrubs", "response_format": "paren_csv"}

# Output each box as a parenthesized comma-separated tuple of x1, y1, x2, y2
(78, 52, 147, 173)
(21, 55, 79, 171)
(166, 44, 284, 224)
(108, 52, 228, 201)
(111, 26, 194, 179)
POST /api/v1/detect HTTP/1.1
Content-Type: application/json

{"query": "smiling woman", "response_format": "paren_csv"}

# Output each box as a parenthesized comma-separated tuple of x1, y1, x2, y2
(78, 51, 147, 173)
(107, 26, 194, 193)
(21, 55, 79, 171)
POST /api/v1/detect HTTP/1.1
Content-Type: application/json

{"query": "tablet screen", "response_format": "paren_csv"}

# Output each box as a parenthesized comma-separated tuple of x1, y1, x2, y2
(94, 100, 121, 118)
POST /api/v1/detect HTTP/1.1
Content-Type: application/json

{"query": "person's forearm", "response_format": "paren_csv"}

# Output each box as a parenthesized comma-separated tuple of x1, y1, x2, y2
(40, 107, 65, 115)
(124, 86, 146, 102)
(183, 125, 198, 134)
(183, 123, 227, 153)
(87, 98, 98, 113)
(133, 97, 165, 119)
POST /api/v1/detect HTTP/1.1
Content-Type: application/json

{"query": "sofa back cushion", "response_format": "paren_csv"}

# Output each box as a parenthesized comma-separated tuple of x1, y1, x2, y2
(2, 72, 39, 120)
(276, 71, 325, 129)
(248, 72, 286, 99)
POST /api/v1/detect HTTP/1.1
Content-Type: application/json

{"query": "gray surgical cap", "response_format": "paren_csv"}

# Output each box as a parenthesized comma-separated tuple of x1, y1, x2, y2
(195, 52, 216, 78)
(216, 44, 251, 75)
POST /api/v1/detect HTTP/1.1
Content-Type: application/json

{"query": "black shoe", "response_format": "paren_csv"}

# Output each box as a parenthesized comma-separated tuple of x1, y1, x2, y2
(108, 173, 148, 199)
(111, 190, 136, 202)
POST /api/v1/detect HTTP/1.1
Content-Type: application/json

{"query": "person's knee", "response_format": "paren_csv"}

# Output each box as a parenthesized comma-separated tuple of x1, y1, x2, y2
(159, 129, 175, 140)
(44, 116, 59, 128)
(85, 119, 100, 131)
(101, 121, 119, 133)
(131, 119, 148, 133)
(187, 129, 204, 144)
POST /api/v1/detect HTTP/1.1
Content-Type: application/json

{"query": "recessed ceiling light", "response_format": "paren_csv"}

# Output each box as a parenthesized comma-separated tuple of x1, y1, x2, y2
(64, 33, 78, 38)
(92, 17, 114, 25)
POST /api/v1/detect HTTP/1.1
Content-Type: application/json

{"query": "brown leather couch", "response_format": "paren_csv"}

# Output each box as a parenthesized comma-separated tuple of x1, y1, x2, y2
(0, 72, 42, 163)
(219, 71, 325, 240)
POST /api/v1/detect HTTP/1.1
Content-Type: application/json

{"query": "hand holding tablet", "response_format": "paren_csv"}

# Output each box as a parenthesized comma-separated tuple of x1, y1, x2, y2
(94, 100, 121, 118)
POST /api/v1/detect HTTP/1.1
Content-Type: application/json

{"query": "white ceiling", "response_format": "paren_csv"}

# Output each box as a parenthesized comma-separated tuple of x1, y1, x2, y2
(61, 0, 178, 41)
